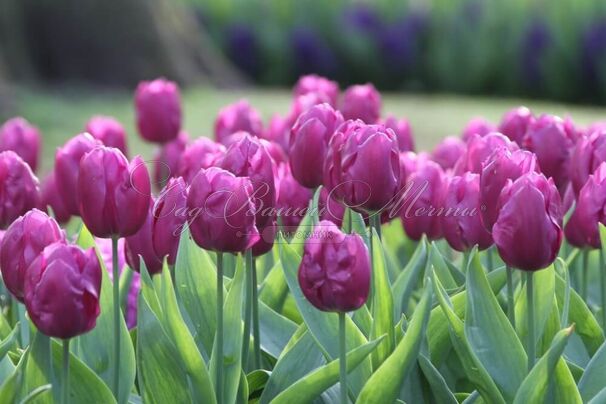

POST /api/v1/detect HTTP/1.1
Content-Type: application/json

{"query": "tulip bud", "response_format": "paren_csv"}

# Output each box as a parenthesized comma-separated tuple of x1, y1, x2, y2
(276, 163, 312, 228)
(461, 117, 496, 142)
(55, 133, 102, 216)
(298, 221, 370, 312)
(85, 115, 128, 155)
(493, 172, 563, 271)
(39, 171, 71, 224)
(570, 130, 606, 196)
(186, 167, 259, 253)
(480, 148, 539, 231)
(0, 151, 39, 228)
(179, 137, 225, 184)
(340, 84, 381, 123)
(214, 100, 263, 145)
(498, 106, 535, 144)
(293, 74, 339, 107)
(152, 177, 188, 265)
(523, 114, 575, 191)
(0, 209, 65, 302)
(252, 220, 277, 257)
(124, 200, 163, 274)
(25, 242, 101, 339)
(78, 147, 151, 238)
(382, 116, 414, 152)
(431, 136, 466, 171)
(564, 163, 606, 249)
(454, 132, 518, 175)
(135, 78, 182, 143)
(442, 173, 493, 251)
(0, 117, 41, 172)
(290, 103, 344, 188)
(153, 131, 189, 187)
(259, 139, 287, 165)
(264, 114, 291, 154)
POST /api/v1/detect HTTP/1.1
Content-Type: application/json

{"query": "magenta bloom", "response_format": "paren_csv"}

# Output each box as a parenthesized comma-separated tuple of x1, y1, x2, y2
(153, 131, 189, 187)
(493, 172, 563, 271)
(55, 133, 102, 216)
(564, 163, 606, 249)
(298, 221, 370, 312)
(186, 167, 259, 253)
(78, 147, 151, 238)
(264, 114, 291, 154)
(124, 200, 163, 274)
(0, 209, 65, 302)
(290, 103, 344, 188)
(480, 148, 540, 231)
(293, 74, 339, 107)
(523, 114, 575, 191)
(0, 151, 39, 228)
(442, 173, 493, 252)
(179, 137, 225, 184)
(431, 136, 466, 171)
(135, 78, 182, 143)
(570, 129, 606, 196)
(319, 188, 346, 228)
(454, 132, 519, 175)
(25, 242, 101, 339)
(461, 117, 496, 142)
(276, 163, 312, 228)
(340, 84, 381, 124)
(498, 106, 535, 145)
(214, 100, 263, 145)
(39, 171, 71, 224)
(259, 139, 287, 165)
(0, 117, 41, 172)
(152, 177, 188, 265)
(85, 115, 128, 155)
(382, 115, 414, 152)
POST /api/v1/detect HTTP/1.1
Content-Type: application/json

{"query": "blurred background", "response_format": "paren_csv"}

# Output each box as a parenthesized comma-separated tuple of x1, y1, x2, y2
(1, 0, 606, 170)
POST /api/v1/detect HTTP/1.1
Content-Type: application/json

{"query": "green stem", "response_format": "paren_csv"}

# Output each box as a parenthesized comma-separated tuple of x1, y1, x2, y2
(252, 258, 261, 369)
(486, 247, 493, 272)
(582, 249, 589, 301)
(347, 210, 353, 234)
(463, 251, 470, 272)
(370, 214, 382, 240)
(601, 251, 606, 332)
(18, 303, 29, 347)
(526, 271, 535, 372)
(339, 312, 347, 404)
(111, 236, 120, 398)
(506, 266, 515, 326)
(62, 339, 70, 404)
(216, 252, 224, 404)
(242, 250, 253, 370)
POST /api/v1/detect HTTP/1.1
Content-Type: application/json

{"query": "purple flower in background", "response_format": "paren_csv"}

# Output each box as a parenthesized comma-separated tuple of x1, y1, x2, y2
(342, 3, 381, 34)
(291, 28, 338, 78)
(519, 18, 551, 88)
(225, 24, 260, 78)
(377, 13, 427, 74)
(581, 19, 606, 91)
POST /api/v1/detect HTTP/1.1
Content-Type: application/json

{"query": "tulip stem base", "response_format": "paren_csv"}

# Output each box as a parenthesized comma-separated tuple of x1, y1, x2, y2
(111, 236, 120, 399)
(582, 249, 589, 301)
(526, 271, 535, 372)
(242, 250, 253, 370)
(370, 214, 381, 240)
(506, 266, 515, 326)
(216, 252, 224, 404)
(601, 252, 606, 332)
(252, 258, 262, 369)
(339, 312, 347, 404)
(62, 339, 70, 404)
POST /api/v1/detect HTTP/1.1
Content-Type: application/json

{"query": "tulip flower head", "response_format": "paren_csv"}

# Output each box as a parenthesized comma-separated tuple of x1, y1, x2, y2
(570, 129, 606, 196)
(454, 132, 519, 175)
(39, 171, 71, 224)
(135, 78, 182, 143)
(431, 136, 466, 171)
(85, 115, 128, 155)
(276, 163, 312, 228)
(125, 199, 163, 274)
(293, 74, 339, 107)
(0, 151, 39, 228)
(498, 106, 535, 145)
(382, 115, 415, 152)
(153, 131, 189, 187)
(340, 83, 381, 123)
(152, 177, 188, 265)
(461, 117, 496, 142)
(214, 99, 263, 145)
(179, 137, 225, 184)
(0, 117, 41, 172)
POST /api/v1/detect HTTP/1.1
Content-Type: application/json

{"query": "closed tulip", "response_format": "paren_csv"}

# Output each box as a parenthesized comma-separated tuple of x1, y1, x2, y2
(340, 84, 381, 123)
(290, 103, 344, 188)
(319, 188, 346, 227)
(461, 117, 496, 142)
(442, 173, 493, 251)
(570, 129, 606, 196)
(152, 177, 188, 265)
(298, 221, 370, 312)
(186, 167, 259, 253)
(24, 242, 101, 339)
(214, 100, 263, 145)
(264, 114, 291, 155)
(276, 163, 312, 228)
(179, 137, 225, 184)
(498, 106, 535, 144)
(135, 78, 182, 143)
(78, 147, 151, 238)
(293, 74, 339, 107)
(259, 139, 287, 165)
(383, 115, 415, 152)
(153, 131, 189, 187)
(39, 171, 71, 224)
(431, 136, 466, 171)
(0, 209, 65, 302)
(125, 200, 163, 274)
(0, 151, 39, 228)
(454, 132, 518, 175)
(493, 172, 563, 271)
(55, 133, 101, 216)
(0, 117, 41, 172)
(85, 116, 128, 155)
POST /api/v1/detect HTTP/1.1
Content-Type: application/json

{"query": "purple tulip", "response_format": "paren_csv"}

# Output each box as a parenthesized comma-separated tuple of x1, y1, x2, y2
(461, 117, 496, 142)
(570, 129, 606, 196)
(382, 115, 415, 152)
(319, 187, 346, 227)
(78, 147, 151, 238)
(259, 139, 287, 165)
(25, 242, 101, 339)
(454, 132, 519, 175)
(523, 114, 576, 191)
(290, 103, 344, 188)
(135, 78, 182, 143)
(480, 148, 540, 231)
(431, 136, 466, 171)
(0, 117, 41, 172)
(276, 163, 312, 228)
(55, 133, 102, 216)
(153, 131, 189, 187)
(442, 173, 493, 251)
(39, 171, 71, 224)
(498, 106, 535, 144)
(293, 74, 339, 107)
(187, 167, 259, 253)
(85, 115, 128, 155)
(252, 219, 277, 257)
(0, 209, 65, 302)
(179, 137, 225, 184)
(298, 221, 370, 312)
(0, 151, 39, 228)
(493, 172, 563, 271)
(124, 200, 163, 274)
(564, 162, 606, 249)
(152, 177, 188, 265)
(340, 84, 381, 123)
(214, 100, 263, 145)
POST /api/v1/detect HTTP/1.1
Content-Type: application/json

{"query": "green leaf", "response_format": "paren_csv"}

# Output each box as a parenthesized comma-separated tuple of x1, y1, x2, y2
(0, 324, 19, 360)
(0, 349, 26, 403)
(21, 332, 52, 404)
(352, 305, 372, 338)
(246, 370, 270, 400)
(417, 354, 457, 404)
(588, 387, 606, 404)
(513, 326, 579, 404)
(515, 265, 556, 347)
(18, 384, 51, 404)
(272, 337, 384, 404)
(355, 279, 433, 404)
(430, 241, 457, 289)
(579, 340, 606, 401)
(465, 250, 526, 402)
(258, 261, 288, 313)
(258, 301, 297, 358)
(392, 238, 427, 319)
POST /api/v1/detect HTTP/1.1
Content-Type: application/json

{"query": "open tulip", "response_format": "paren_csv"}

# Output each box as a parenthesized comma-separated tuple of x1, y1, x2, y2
(85, 115, 128, 155)
(0, 117, 41, 172)
(431, 136, 466, 171)
(454, 132, 519, 175)
(152, 177, 188, 265)
(383, 115, 414, 152)
(0, 209, 65, 302)
(293, 74, 339, 107)
(153, 131, 189, 187)
(24, 242, 101, 339)
(0, 151, 39, 228)
(498, 106, 535, 144)
(461, 117, 496, 142)
(135, 78, 182, 143)
(290, 103, 344, 188)
(39, 171, 71, 224)
(298, 220, 370, 312)
(179, 137, 225, 184)
(214, 99, 263, 145)
(570, 129, 606, 196)
(125, 199, 163, 274)
(340, 84, 381, 124)
(78, 147, 151, 238)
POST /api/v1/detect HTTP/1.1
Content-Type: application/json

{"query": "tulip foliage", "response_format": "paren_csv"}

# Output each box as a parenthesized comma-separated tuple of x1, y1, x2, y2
(3, 76, 606, 404)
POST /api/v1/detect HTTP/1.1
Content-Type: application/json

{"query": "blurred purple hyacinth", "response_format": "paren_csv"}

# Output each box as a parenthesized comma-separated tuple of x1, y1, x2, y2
(291, 28, 338, 78)
(342, 3, 381, 34)
(520, 18, 551, 87)
(226, 24, 260, 78)
(377, 12, 427, 74)
(581, 19, 606, 91)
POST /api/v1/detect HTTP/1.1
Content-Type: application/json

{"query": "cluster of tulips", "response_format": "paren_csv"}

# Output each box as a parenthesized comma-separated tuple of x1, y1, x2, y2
(1, 73, 606, 403)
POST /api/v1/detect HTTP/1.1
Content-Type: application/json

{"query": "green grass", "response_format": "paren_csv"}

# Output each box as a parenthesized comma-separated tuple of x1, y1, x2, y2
(4, 86, 606, 174)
